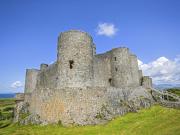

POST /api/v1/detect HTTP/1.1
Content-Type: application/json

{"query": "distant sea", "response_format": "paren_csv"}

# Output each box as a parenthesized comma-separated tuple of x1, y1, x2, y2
(0, 93, 15, 98)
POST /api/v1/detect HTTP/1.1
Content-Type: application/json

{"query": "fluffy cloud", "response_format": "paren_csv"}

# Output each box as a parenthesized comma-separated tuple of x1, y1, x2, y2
(96, 23, 118, 37)
(138, 56, 180, 84)
(11, 81, 23, 89)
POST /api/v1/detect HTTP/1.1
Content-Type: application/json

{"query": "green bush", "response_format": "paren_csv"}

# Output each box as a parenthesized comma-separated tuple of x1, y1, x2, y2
(3, 106, 14, 112)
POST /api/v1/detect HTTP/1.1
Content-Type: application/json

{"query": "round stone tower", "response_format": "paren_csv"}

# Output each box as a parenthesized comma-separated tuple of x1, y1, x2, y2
(57, 30, 93, 88)
(24, 69, 39, 93)
(111, 47, 132, 87)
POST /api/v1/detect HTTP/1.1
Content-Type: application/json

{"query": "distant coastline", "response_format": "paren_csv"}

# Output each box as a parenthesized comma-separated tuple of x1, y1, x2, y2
(0, 93, 15, 98)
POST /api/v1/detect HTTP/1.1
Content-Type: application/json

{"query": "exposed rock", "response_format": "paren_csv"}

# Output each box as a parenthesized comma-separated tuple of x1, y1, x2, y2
(19, 114, 41, 125)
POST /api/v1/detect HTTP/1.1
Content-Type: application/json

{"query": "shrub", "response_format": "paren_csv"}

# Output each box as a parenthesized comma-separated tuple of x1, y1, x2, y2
(3, 106, 14, 112)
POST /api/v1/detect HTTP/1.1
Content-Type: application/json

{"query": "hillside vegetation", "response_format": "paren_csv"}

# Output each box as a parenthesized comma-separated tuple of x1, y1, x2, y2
(166, 88, 180, 96)
(0, 103, 179, 135)
(0, 98, 15, 128)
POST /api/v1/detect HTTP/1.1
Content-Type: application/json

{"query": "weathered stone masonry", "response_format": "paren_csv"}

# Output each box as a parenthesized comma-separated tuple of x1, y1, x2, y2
(15, 30, 153, 126)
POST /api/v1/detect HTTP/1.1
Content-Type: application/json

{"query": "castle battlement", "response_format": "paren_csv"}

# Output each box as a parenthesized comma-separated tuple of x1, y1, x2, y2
(25, 30, 152, 91)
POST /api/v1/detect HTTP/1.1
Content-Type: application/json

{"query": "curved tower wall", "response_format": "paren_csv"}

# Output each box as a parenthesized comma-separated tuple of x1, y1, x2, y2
(24, 69, 39, 93)
(57, 30, 93, 88)
(111, 48, 132, 87)
(130, 55, 140, 87)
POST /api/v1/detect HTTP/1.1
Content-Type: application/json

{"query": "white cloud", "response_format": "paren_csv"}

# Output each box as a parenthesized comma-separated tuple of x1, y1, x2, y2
(50, 61, 54, 64)
(96, 23, 118, 37)
(138, 56, 180, 84)
(138, 59, 143, 67)
(11, 81, 23, 89)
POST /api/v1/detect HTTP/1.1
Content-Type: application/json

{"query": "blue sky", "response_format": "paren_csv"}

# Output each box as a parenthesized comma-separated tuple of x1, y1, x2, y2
(0, 0, 180, 93)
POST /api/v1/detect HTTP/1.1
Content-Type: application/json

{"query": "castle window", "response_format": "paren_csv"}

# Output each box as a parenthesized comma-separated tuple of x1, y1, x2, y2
(108, 78, 112, 84)
(114, 57, 116, 61)
(115, 67, 118, 72)
(69, 60, 74, 69)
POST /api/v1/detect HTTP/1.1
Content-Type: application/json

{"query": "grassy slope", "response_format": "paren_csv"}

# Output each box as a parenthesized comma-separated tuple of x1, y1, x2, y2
(167, 88, 180, 96)
(0, 98, 15, 128)
(0, 98, 15, 109)
(0, 105, 180, 135)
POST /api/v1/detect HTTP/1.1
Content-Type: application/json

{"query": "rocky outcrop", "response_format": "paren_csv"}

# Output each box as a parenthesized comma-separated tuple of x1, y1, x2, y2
(151, 88, 180, 109)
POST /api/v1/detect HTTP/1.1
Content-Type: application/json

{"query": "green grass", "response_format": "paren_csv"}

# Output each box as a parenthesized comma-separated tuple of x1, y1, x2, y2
(0, 98, 15, 110)
(167, 88, 180, 96)
(0, 105, 180, 135)
(0, 98, 15, 129)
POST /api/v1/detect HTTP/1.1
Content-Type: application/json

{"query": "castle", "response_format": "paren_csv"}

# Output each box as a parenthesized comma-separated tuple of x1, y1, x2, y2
(15, 30, 153, 126)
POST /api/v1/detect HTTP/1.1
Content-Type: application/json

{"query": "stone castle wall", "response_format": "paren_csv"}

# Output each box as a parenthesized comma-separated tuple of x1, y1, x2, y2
(130, 54, 140, 87)
(111, 48, 133, 87)
(142, 76, 153, 88)
(25, 30, 148, 91)
(138, 70, 143, 85)
(28, 87, 107, 125)
(36, 62, 58, 89)
(26, 86, 153, 125)
(93, 52, 112, 87)
(17, 30, 153, 126)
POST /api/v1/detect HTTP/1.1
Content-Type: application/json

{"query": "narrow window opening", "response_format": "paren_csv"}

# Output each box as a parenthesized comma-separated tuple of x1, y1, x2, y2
(69, 60, 74, 69)
(115, 67, 118, 72)
(114, 57, 117, 61)
(108, 78, 112, 83)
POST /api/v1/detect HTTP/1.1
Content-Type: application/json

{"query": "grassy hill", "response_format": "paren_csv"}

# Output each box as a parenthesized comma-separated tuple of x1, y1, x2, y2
(0, 98, 15, 128)
(166, 88, 180, 96)
(0, 98, 180, 135)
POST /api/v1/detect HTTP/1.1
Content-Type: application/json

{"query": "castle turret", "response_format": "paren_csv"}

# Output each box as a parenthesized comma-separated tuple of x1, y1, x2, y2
(130, 54, 140, 86)
(57, 30, 93, 88)
(24, 69, 39, 93)
(111, 47, 132, 87)
(40, 64, 48, 71)
(142, 76, 152, 88)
